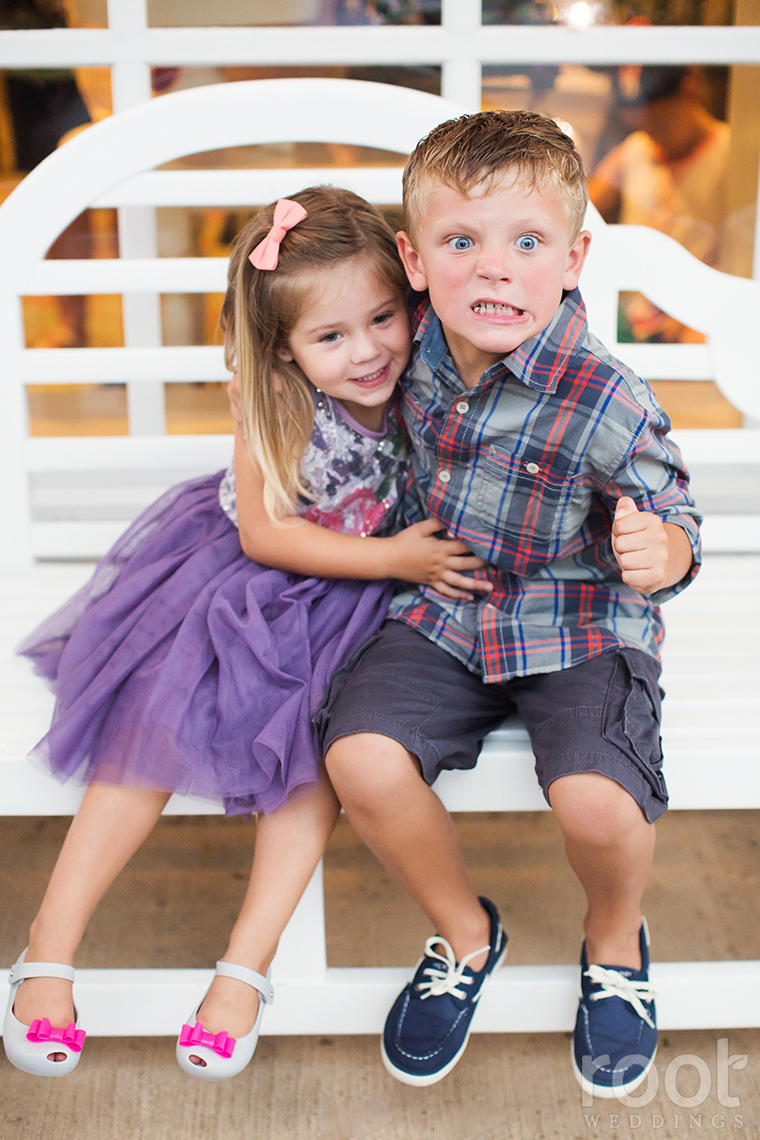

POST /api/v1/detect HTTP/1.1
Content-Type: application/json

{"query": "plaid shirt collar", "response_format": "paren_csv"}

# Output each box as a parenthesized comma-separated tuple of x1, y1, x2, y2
(412, 287, 588, 395)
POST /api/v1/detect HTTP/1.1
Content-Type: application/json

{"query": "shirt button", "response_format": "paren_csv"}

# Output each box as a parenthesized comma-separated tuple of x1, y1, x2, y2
(525, 462, 540, 475)
(438, 470, 451, 483)
(456, 400, 470, 415)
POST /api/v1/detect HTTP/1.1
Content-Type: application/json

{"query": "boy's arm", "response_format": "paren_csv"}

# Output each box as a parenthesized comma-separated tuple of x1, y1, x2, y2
(611, 497, 695, 596)
(602, 394, 701, 600)
(232, 428, 492, 601)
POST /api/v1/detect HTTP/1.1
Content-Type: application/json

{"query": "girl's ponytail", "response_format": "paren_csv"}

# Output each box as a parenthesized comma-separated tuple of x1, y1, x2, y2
(224, 249, 313, 522)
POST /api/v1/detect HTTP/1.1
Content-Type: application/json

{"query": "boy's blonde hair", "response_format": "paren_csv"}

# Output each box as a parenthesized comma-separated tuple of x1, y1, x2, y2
(221, 186, 406, 523)
(403, 109, 587, 243)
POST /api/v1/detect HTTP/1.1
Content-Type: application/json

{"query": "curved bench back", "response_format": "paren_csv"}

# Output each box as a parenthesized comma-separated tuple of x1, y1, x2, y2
(0, 77, 756, 569)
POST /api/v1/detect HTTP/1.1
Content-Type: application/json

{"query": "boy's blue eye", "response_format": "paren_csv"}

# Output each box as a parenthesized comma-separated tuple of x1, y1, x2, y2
(449, 236, 473, 251)
(517, 235, 538, 251)
(372, 311, 394, 325)
(320, 331, 340, 343)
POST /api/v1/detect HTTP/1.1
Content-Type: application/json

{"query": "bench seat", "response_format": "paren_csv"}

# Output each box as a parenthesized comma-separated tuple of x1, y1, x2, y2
(2, 551, 759, 1035)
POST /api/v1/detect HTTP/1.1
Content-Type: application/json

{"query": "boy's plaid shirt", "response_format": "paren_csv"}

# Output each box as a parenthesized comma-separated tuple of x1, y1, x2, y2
(389, 288, 702, 681)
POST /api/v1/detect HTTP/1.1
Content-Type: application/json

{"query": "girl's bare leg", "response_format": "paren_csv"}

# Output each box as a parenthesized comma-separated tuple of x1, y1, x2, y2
(188, 768, 340, 1060)
(13, 783, 170, 1045)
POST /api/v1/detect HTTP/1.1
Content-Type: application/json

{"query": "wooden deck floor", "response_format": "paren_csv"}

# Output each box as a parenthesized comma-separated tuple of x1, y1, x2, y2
(2, 810, 759, 1139)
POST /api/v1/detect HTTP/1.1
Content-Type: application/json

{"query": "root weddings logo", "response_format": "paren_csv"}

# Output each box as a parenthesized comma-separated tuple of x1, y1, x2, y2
(582, 1112, 744, 1130)
(578, 1038, 749, 1123)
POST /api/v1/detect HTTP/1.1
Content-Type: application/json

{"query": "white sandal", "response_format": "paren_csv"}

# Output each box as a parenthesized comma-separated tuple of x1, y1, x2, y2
(3, 949, 85, 1077)
(176, 960, 274, 1081)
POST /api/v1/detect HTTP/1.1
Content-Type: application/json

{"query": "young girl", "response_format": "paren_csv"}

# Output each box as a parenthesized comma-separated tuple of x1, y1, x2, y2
(5, 186, 491, 1081)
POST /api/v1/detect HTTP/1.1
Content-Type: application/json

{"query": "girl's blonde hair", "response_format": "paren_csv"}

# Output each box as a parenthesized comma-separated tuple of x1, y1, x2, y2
(221, 186, 407, 523)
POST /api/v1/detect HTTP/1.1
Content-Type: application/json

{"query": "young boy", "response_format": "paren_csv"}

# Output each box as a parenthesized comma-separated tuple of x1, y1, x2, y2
(320, 109, 701, 1098)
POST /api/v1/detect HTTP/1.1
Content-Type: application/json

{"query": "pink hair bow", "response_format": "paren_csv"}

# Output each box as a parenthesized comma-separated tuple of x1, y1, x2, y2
(178, 1021, 236, 1058)
(248, 198, 308, 270)
(27, 1017, 87, 1052)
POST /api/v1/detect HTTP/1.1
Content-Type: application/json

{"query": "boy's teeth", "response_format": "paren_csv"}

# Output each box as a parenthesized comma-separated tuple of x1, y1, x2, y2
(357, 367, 383, 381)
(472, 302, 520, 314)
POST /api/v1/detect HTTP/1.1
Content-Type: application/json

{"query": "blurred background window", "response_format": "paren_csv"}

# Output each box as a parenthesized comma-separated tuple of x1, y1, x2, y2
(482, 0, 735, 25)
(1, 0, 756, 436)
(146, 0, 442, 25)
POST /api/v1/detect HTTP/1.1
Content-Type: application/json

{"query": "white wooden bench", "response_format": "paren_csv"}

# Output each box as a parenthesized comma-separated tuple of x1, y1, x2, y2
(1, 78, 759, 1038)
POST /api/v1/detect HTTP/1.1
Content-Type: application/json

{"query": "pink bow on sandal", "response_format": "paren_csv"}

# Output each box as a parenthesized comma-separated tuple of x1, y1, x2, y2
(178, 1022, 236, 1058)
(27, 1017, 86, 1052)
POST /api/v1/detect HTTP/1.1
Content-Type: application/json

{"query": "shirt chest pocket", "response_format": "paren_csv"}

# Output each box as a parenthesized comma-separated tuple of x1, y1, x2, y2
(474, 447, 587, 547)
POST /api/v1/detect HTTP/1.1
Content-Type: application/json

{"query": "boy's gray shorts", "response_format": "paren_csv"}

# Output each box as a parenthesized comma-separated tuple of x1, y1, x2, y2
(317, 620, 668, 823)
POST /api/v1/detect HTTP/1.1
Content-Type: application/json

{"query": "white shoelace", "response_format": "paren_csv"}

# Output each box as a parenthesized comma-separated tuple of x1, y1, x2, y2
(415, 937, 491, 1001)
(585, 964, 657, 1029)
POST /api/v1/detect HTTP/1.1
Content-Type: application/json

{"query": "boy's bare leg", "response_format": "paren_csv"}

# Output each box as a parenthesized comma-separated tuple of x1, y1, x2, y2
(14, 783, 170, 1048)
(326, 733, 491, 968)
(549, 771, 655, 969)
(189, 768, 340, 1057)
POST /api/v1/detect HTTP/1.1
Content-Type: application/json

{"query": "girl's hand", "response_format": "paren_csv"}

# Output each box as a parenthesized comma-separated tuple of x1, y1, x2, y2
(234, 434, 493, 594)
(387, 519, 494, 601)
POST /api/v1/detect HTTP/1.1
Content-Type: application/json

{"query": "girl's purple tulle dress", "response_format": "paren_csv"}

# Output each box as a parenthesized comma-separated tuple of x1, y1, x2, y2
(18, 393, 408, 817)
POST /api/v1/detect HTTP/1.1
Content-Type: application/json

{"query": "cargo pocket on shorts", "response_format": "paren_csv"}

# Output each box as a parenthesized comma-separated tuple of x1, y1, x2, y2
(601, 649, 668, 807)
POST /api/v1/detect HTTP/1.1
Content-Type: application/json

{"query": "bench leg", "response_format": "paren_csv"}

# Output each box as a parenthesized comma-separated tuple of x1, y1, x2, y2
(272, 862, 327, 981)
